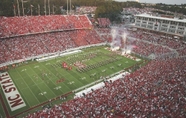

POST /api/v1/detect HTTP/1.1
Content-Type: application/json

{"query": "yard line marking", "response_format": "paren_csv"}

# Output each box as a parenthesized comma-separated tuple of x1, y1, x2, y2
(15, 69, 40, 107)
(56, 60, 60, 63)
(34, 64, 67, 94)
(24, 68, 49, 101)
(68, 81, 75, 85)
(45, 63, 51, 65)
(21, 69, 27, 72)
(53, 86, 61, 90)
(20, 86, 29, 90)
(39, 64, 73, 92)
(34, 65, 39, 68)
(38, 91, 47, 96)
(80, 77, 86, 80)
(27, 66, 56, 99)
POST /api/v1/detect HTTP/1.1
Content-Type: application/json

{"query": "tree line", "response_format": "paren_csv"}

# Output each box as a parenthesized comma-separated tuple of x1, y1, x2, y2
(152, 3, 186, 15)
(0, 0, 141, 17)
(3, 1, 186, 23)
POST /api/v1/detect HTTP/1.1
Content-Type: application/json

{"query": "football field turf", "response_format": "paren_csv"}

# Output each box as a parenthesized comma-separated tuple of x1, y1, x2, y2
(0, 46, 142, 117)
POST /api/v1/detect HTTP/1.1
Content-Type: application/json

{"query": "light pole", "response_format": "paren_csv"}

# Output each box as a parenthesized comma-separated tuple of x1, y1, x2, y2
(21, 0, 25, 16)
(48, 0, 50, 15)
(66, 0, 72, 15)
(17, 0, 20, 16)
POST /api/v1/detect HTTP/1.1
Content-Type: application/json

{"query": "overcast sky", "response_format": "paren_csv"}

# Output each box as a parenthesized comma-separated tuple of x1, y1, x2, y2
(114, 0, 186, 5)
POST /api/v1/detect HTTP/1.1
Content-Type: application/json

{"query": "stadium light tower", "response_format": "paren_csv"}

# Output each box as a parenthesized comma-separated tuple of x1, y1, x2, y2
(16, 0, 20, 16)
(66, 0, 72, 15)
(13, 5, 16, 16)
(67, 0, 68, 15)
(44, 0, 46, 15)
(38, 4, 40, 15)
(48, 0, 51, 15)
(21, 0, 25, 16)
(70, 0, 71, 14)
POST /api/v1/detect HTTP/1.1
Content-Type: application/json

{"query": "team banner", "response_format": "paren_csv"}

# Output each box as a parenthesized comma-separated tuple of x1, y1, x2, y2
(0, 72, 26, 111)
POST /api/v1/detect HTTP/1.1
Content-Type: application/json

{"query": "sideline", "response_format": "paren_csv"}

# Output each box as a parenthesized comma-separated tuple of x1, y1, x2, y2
(74, 71, 129, 98)
(36, 50, 82, 62)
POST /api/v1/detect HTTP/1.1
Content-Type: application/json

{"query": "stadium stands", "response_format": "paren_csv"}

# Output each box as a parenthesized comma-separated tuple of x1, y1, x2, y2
(0, 15, 92, 38)
(0, 15, 101, 66)
(79, 15, 93, 28)
(97, 18, 111, 27)
(0, 30, 103, 65)
(95, 28, 112, 42)
(127, 29, 185, 50)
(176, 47, 186, 56)
(96, 27, 186, 58)
(130, 41, 171, 56)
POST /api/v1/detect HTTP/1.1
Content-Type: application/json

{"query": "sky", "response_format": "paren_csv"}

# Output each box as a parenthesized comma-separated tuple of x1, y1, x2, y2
(114, 0, 186, 5)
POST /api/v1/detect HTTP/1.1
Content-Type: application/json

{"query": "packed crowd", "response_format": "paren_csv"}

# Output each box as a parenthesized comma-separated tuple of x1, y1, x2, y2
(0, 30, 102, 64)
(127, 29, 185, 49)
(95, 28, 112, 42)
(176, 47, 186, 56)
(0, 15, 92, 38)
(97, 18, 111, 28)
(127, 29, 186, 56)
(95, 27, 186, 57)
(72, 30, 102, 46)
(0, 14, 103, 66)
(25, 57, 186, 118)
(130, 41, 171, 56)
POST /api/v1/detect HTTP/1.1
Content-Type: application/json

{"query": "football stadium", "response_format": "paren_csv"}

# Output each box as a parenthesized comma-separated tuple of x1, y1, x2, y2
(0, 0, 186, 118)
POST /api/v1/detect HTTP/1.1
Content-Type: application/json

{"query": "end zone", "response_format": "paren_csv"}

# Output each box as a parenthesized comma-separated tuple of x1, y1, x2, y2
(0, 72, 26, 111)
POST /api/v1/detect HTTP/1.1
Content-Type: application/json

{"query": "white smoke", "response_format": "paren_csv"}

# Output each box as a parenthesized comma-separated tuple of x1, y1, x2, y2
(110, 28, 117, 49)
(110, 27, 136, 54)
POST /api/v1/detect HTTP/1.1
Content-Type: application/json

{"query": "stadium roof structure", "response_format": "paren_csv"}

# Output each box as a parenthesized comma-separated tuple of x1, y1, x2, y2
(135, 14, 186, 23)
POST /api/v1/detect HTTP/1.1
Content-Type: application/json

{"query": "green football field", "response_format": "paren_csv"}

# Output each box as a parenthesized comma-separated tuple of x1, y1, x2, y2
(0, 46, 142, 117)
